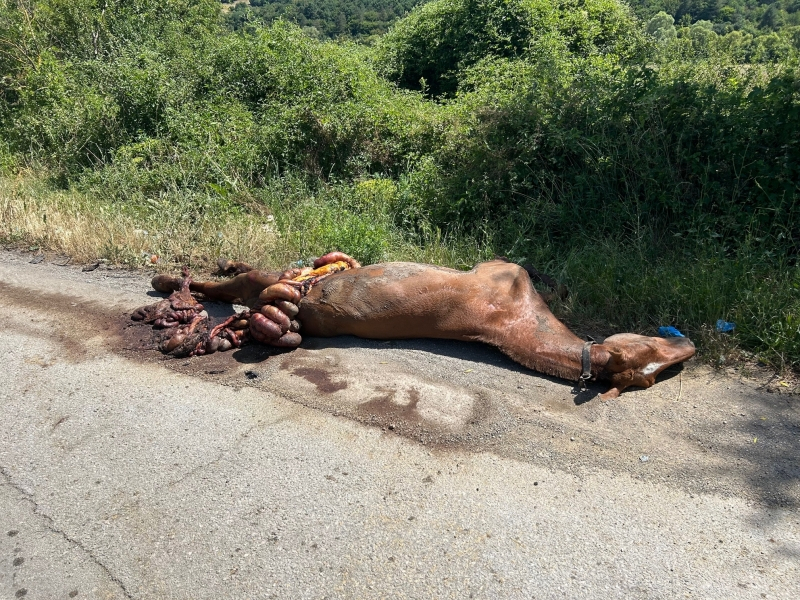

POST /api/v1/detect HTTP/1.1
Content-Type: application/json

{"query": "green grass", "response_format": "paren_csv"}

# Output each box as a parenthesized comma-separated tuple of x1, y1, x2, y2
(0, 172, 488, 270)
(553, 238, 800, 368)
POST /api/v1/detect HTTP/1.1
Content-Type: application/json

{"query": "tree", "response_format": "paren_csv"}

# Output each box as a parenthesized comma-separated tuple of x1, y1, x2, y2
(647, 11, 678, 43)
(759, 5, 785, 31)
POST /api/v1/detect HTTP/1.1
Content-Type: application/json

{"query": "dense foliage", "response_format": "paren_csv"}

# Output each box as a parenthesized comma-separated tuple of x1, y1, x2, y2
(1, 0, 799, 366)
(632, 0, 800, 33)
(378, 0, 644, 95)
(635, 2, 800, 64)
(223, 0, 800, 45)
(222, 0, 422, 39)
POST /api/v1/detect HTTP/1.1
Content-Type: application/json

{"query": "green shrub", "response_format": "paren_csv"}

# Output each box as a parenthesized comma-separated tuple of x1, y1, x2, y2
(378, 0, 642, 95)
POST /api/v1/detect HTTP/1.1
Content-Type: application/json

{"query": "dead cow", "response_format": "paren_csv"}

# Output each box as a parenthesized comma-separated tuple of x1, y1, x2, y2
(137, 253, 695, 400)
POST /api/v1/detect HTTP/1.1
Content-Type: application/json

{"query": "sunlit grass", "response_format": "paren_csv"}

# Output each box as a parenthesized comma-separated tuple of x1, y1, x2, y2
(0, 173, 489, 272)
(0, 173, 283, 270)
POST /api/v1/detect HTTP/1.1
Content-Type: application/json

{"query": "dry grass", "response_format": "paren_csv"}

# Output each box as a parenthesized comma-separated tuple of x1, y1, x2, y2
(0, 173, 300, 271)
(0, 173, 489, 273)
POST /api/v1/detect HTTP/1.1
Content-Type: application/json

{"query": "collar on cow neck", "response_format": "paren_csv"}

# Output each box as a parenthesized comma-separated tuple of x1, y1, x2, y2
(578, 339, 595, 389)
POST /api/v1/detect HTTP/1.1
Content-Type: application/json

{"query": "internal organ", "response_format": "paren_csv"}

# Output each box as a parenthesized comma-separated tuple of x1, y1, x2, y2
(132, 255, 359, 357)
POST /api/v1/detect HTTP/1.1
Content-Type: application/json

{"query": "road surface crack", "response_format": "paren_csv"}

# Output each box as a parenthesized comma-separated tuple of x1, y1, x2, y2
(0, 465, 135, 600)
(168, 424, 258, 488)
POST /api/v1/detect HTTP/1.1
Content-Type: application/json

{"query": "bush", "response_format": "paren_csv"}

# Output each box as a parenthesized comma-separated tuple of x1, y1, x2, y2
(378, 0, 642, 96)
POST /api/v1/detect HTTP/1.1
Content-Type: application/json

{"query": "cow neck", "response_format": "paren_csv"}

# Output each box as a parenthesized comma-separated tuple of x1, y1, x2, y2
(492, 317, 611, 382)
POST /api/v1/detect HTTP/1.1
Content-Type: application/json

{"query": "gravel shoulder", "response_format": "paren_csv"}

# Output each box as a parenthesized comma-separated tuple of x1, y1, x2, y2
(1, 250, 798, 599)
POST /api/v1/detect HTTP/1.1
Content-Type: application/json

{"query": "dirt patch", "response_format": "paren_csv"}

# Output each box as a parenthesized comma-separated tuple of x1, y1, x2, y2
(357, 387, 422, 425)
(274, 345, 542, 454)
(265, 338, 800, 507)
(289, 367, 348, 393)
(0, 281, 126, 362)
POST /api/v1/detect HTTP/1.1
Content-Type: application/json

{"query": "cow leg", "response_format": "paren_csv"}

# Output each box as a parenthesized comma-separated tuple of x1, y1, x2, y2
(151, 270, 282, 307)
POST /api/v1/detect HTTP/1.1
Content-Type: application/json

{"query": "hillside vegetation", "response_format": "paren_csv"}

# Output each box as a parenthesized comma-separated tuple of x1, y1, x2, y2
(223, 0, 800, 46)
(633, 0, 800, 33)
(223, 0, 423, 39)
(1, 0, 798, 367)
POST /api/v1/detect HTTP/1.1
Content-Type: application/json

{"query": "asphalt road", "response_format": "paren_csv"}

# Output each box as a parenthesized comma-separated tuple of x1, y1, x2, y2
(1, 250, 798, 599)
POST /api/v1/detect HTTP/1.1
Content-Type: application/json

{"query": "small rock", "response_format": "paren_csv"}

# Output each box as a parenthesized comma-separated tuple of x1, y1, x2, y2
(388, 424, 395, 430)
(29, 255, 43, 264)
(82, 262, 100, 272)
(570, 437, 575, 442)
(639, 455, 650, 463)
(244, 371, 258, 380)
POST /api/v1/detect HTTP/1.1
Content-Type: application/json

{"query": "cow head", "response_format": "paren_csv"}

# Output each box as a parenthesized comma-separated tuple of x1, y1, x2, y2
(599, 333, 696, 400)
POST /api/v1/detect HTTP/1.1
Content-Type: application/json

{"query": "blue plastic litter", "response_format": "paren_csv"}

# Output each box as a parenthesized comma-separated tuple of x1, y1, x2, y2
(658, 326, 685, 338)
(716, 319, 736, 333)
